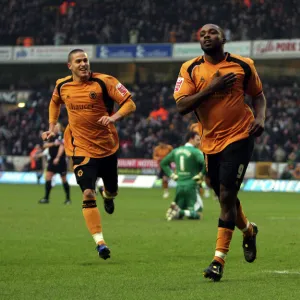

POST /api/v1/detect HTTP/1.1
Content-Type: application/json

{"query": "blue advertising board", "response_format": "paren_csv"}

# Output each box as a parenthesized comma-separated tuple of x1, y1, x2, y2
(135, 44, 172, 58)
(96, 45, 136, 59)
(96, 44, 172, 59)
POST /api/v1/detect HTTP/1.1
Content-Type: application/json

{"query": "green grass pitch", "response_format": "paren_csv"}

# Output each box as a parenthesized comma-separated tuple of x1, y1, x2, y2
(0, 184, 300, 300)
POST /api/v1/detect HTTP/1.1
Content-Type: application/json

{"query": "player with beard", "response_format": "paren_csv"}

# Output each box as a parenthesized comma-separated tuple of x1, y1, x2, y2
(173, 24, 267, 281)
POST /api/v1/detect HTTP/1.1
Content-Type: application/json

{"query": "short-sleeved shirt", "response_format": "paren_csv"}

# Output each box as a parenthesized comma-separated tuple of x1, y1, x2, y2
(153, 144, 173, 163)
(174, 53, 263, 154)
(50, 72, 131, 158)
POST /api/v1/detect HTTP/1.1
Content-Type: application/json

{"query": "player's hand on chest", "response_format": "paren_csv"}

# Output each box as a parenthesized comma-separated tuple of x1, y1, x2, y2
(195, 66, 244, 93)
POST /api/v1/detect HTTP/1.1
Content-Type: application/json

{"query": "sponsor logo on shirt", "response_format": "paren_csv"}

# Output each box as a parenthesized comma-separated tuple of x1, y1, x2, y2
(68, 103, 95, 110)
(116, 83, 128, 97)
(174, 77, 184, 92)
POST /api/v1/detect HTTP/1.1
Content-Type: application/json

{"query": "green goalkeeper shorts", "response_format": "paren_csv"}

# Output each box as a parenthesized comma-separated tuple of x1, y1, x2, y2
(175, 184, 203, 212)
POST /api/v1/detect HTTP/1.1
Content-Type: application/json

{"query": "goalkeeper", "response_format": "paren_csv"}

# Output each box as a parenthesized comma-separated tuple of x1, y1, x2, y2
(160, 131, 206, 220)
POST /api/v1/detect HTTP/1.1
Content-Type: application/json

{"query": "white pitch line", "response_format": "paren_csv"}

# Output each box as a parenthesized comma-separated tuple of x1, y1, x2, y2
(264, 270, 300, 275)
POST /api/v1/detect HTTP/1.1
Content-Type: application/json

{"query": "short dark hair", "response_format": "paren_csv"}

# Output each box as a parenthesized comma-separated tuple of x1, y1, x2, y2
(185, 131, 199, 142)
(68, 49, 85, 62)
(219, 27, 225, 39)
(201, 24, 225, 39)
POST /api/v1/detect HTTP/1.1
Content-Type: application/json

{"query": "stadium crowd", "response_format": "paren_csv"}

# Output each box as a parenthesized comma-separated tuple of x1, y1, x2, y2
(0, 0, 299, 46)
(0, 80, 299, 167)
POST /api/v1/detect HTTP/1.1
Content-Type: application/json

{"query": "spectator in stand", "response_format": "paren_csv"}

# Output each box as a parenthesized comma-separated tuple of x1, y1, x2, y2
(1, 0, 299, 45)
(149, 104, 169, 121)
(273, 144, 286, 162)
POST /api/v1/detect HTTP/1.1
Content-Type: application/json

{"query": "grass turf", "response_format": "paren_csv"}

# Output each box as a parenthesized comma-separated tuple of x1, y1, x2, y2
(0, 184, 300, 300)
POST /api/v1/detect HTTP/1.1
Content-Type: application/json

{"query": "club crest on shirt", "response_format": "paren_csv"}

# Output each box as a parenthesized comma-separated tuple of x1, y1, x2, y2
(116, 83, 128, 97)
(89, 91, 97, 100)
(174, 77, 184, 92)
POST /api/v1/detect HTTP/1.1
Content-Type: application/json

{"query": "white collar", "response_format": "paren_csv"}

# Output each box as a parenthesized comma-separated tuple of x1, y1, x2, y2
(185, 143, 194, 147)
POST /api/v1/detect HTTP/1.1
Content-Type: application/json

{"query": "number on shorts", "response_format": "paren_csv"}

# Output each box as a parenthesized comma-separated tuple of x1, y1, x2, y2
(237, 164, 244, 179)
(179, 155, 185, 171)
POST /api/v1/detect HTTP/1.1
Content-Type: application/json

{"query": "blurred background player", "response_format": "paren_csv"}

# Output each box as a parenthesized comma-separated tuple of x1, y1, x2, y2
(174, 24, 266, 281)
(190, 122, 216, 199)
(30, 144, 43, 184)
(153, 141, 173, 198)
(160, 131, 205, 220)
(38, 123, 71, 205)
(42, 49, 136, 260)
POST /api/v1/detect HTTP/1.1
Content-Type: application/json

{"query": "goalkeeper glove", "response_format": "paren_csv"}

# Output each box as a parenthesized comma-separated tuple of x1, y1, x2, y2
(170, 173, 178, 181)
(192, 173, 203, 184)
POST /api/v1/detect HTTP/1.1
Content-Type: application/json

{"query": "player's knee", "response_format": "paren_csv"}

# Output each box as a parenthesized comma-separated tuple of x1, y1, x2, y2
(61, 176, 67, 183)
(219, 185, 230, 201)
(219, 186, 237, 222)
(77, 178, 94, 192)
(45, 172, 53, 181)
(219, 185, 237, 207)
(83, 189, 96, 200)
